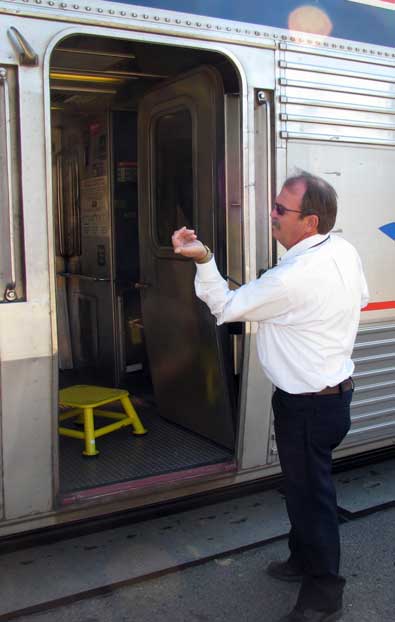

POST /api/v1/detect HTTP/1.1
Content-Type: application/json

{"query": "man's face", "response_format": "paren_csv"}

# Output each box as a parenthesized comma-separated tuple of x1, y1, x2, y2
(272, 180, 316, 250)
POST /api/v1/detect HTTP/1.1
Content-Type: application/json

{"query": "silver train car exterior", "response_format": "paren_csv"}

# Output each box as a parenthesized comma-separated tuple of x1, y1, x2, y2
(0, 0, 394, 538)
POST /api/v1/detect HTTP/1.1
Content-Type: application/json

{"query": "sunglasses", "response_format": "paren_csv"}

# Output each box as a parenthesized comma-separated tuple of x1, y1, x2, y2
(273, 203, 302, 216)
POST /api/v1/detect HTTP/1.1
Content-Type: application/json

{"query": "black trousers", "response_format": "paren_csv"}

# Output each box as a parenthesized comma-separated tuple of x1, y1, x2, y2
(272, 387, 352, 612)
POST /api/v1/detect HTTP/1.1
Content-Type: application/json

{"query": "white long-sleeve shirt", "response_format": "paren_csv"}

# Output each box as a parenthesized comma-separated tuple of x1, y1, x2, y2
(195, 234, 369, 394)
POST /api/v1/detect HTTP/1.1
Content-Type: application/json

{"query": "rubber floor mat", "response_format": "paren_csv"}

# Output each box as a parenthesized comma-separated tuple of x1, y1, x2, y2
(59, 405, 233, 493)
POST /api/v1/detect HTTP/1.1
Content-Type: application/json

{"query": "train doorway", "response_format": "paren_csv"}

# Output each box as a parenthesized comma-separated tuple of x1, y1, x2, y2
(50, 35, 242, 498)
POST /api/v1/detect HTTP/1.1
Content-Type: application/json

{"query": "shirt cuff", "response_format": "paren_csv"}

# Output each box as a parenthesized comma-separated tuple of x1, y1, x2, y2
(195, 256, 219, 279)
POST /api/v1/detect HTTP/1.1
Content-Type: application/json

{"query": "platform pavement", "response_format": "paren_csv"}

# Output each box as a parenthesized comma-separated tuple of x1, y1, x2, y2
(1, 458, 395, 620)
(8, 505, 395, 622)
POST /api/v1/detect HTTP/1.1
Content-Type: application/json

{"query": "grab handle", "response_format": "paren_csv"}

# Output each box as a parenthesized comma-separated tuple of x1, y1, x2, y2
(0, 68, 17, 302)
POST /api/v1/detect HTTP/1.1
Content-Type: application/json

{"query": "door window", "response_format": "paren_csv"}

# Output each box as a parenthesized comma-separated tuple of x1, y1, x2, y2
(153, 108, 194, 247)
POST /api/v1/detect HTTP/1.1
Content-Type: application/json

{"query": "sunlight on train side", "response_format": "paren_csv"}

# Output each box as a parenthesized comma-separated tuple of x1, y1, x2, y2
(288, 6, 333, 36)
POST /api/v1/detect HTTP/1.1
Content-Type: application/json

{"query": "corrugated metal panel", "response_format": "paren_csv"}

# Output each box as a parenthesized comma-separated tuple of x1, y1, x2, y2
(278, 46, 395, 146)
(346, 322, 395, 446)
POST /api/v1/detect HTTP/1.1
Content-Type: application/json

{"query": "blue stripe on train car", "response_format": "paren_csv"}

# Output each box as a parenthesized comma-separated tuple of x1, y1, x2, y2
(105, 0, 395, 49)
(379, 223, 395, 241)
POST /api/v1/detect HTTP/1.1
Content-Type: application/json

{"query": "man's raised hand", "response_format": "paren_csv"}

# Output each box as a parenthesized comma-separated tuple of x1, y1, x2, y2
(171, 227, 207, 261)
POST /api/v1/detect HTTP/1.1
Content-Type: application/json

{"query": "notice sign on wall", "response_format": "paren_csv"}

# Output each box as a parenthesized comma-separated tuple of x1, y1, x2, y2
(81, 176, 109, 238)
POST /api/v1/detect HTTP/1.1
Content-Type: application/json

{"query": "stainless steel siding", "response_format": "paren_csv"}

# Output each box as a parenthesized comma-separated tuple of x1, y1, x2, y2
(278, 44, 395, 146)
(346, 322, 395, 446)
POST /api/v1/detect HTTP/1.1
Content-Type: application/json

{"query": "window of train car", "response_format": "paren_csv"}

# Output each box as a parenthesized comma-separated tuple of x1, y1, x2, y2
(153, 107, 194, 247)
(0, 66, 25, 303)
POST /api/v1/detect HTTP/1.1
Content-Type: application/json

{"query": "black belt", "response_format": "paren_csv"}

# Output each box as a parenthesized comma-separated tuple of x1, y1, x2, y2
(298, 378, 354, 396)
(277, 378, 354, 397)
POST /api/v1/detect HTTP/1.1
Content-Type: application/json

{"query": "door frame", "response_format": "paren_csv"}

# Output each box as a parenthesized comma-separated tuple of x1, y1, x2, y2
(44, 25, 254, 506)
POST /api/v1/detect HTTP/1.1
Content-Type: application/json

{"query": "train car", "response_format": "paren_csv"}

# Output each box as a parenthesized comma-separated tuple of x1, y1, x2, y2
(0, 0, 394, 538)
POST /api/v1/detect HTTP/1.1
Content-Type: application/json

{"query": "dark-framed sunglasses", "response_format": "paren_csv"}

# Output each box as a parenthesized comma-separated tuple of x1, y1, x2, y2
(273, 203, 302, 216)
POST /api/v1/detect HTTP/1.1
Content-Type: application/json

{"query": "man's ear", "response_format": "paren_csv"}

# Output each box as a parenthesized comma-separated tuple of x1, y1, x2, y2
(306, 214, 319, 232)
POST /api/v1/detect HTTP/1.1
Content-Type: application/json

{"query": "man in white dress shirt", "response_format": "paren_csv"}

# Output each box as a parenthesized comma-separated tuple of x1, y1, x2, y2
(172, 172, 369, 622)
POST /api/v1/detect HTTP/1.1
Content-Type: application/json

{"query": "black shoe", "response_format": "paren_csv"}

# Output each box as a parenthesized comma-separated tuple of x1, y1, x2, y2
(266, 559, 304, 582)
(278, 607, 343, 621)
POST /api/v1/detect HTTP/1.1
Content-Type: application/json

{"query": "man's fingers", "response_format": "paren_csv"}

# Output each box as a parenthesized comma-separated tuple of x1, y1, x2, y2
(172, 229, 197, 249)
(171, 227, 200, 260)
(173, 226, 194, 235)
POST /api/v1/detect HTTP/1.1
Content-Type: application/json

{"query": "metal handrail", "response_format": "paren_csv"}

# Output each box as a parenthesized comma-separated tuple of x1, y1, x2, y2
(1, 68, 17, 302)
(56, 154, 65, 257)
(256, 90, 273, 269)
(57, 272, 110, 282)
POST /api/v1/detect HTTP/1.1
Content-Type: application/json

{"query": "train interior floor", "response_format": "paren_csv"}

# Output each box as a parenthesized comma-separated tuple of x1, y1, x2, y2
(59, 388, 233, 494)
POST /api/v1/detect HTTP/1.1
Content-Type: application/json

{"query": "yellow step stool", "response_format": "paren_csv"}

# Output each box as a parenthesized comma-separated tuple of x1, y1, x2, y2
(59, 385, 147, 456)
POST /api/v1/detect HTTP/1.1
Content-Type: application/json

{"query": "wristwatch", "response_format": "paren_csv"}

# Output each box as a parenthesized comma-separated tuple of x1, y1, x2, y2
(195, 245, 213, 264)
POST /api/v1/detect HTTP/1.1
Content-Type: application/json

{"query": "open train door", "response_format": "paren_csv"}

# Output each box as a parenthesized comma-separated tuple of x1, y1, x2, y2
(138, 66, 235, 449)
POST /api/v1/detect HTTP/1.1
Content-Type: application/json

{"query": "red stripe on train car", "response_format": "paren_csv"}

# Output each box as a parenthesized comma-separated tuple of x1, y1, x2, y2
(362, 301, 395, 311)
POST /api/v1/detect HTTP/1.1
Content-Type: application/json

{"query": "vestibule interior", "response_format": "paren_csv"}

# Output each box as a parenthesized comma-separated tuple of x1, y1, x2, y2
(50, 34, 242, 497)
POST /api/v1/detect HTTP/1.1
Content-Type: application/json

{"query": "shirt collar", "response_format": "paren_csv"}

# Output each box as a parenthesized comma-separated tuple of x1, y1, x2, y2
(280, 234, 329, 263)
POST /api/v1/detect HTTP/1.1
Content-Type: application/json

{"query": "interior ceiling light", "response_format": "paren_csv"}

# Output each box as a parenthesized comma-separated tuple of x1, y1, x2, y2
(55, 47, 136, 59)
(51, 68, 166, 80)
(51, 85, 117, 94)
(50, 72, 124, 84)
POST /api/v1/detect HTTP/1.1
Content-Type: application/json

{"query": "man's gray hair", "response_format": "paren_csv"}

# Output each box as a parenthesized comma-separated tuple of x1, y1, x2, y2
(284, 172, 337, 234)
